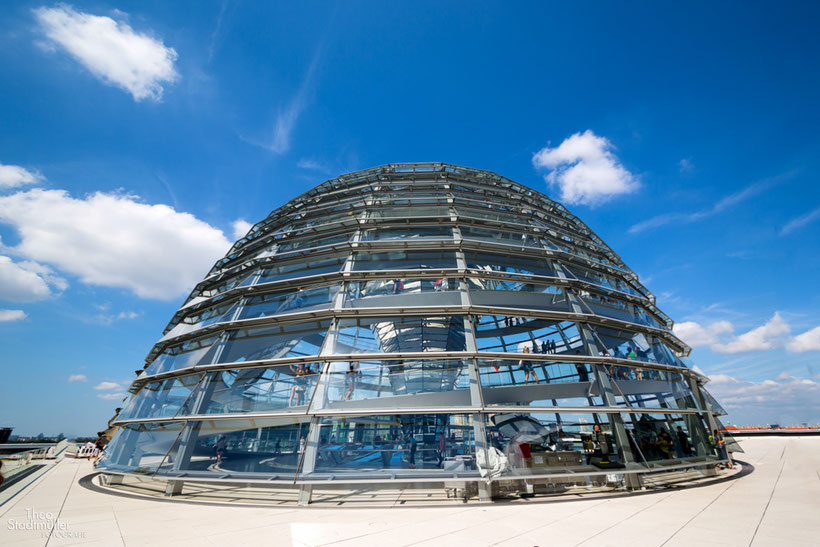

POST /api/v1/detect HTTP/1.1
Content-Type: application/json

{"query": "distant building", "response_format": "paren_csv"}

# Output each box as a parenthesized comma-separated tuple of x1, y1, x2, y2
(98, 163, 728, 502)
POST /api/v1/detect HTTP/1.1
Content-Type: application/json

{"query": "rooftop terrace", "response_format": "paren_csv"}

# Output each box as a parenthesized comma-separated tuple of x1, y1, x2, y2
(1, 435, 817, 546)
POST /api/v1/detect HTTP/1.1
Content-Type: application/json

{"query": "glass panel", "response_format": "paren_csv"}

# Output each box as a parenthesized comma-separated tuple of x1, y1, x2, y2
(311, 359, 473, 411)
(247, 253, 347, 286)
(158, 417, 311, 478)
(367, 206, 450, 218)
(276, 231, 351, 254)
(477, 359, 604, 408)
(482, 412, 623, 478)
(608, 366, 699, 411)
(118, 374, 202, 421)
(351, 250, 457, 271)
(237, 284, 339, 319)
(576, 290, 662, 328)
(467, 279, 570, 312)
(218, 320, 330, 363)
(144, 334, 221, 376)
(96, 421, 183, 474)
(561, 262, 642, 297)
(307, 414, 476, 477)
(473, 316, 584, 355)
(460, 226, 545, 248)
(623, 413, 714, 462)
(454, 205, 528, 225)
(195, 365, 321, 415)
(328, 315, 467, 354)
(360, 226, 453, 241)
(464, 251, 558, 278)
(703, 388, 727, 416)
(342, 276, 462, 308)
(590, 325, 686, 367)
(182, 300, 240, 329)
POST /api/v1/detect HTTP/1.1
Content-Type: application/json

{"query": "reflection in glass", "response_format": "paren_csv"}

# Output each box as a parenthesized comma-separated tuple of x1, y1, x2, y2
(576, 290, 662, 328)
(468, 279, 569, 313)
(460, 225, 545, 248)
(218, 320, 330, 363)
(248, 253, 347, 286)
(360, 226, 453, 241)
(309, 414, 476, 475)
(118, 374, 202, 421)
(97, 421, 183, 474)
(343, 276, 459, 304)
(477, 359, 604, 408)
(237, 284, 338, 319)
(608, 366, 699, 411)
(312, 359, 472, 410)
(144, 334, 221, 376)
(623, 413, 712, 462)
(482, 412, 620, 478)
(159, 418, 311, 478)
(330, 316, 467, 354)
(474, 316, 583, 354)
(195, 365, 321, 414)
(591, 325, 685, 367)
(351, 250, 458, 272)
(464, 251, 557, 278)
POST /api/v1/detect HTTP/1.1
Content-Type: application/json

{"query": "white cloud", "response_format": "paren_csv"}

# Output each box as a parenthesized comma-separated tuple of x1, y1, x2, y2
(780, 206, 820, 236)
(0, 309, 27, 322)
(787, 326, 820, 353)
(231, 219, 252, 240)
(532, 130, 639, 206)
(0, 255, 67, 302)
(0, 188, 232, 300)
(34, 5, 178, 102)
(93, 381, 120, 391)
(0, 163, 43, 189)
(68, 374, 87, 382)
(673, 320, 734, 347)
(675, 313, 820, 355)
(707, 372, 820, 424)
(97, 392, 127, 401)
(712, 312, 791, 354)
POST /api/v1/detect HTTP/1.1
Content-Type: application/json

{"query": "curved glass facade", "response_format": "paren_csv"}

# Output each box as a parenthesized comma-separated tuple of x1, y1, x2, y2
(99, 163, 727, 503)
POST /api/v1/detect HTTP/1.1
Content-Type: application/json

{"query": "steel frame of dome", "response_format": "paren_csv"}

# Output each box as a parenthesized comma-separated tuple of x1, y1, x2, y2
(98, 162, 729, 504)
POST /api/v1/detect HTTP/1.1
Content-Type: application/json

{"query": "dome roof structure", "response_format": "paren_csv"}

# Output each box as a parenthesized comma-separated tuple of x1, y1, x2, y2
(98, 163, 729, 503)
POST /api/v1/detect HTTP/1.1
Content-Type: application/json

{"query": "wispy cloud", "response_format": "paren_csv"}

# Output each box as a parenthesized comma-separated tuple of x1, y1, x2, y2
(629, 171, 795, 234)
(97, 392, 126, 401)
(780, 205, 820, 236)
(207, 0, 235, 63)
(243, 47, 324, 155)
(68, 374, 87, 382)
(93, 381, 120, 391)
(678, 158, 694, 173)
(34, 5, 178, 102)
(297, 158, 331, 173)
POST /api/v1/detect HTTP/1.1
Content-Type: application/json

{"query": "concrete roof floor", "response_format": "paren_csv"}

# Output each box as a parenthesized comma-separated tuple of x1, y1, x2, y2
(1, 436, 818, 546)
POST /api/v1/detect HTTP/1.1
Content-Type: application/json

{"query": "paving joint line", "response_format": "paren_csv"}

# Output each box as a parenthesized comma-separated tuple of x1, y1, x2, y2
(748, 456, 787, 547)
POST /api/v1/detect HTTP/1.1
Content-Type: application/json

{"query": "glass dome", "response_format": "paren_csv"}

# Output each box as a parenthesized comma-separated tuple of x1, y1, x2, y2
(98, 163, 728, 503)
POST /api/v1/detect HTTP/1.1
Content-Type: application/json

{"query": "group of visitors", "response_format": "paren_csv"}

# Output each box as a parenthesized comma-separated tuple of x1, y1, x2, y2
(633, 426, 694, 460)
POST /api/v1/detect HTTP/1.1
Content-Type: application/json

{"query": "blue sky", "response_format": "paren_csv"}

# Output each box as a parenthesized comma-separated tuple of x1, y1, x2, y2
(1, 1, 819, 436)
